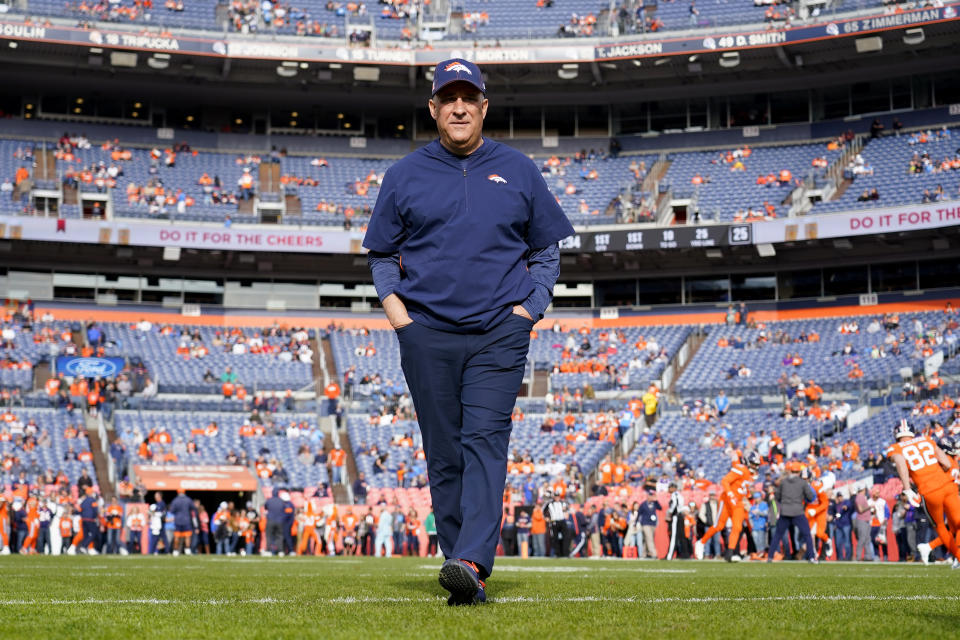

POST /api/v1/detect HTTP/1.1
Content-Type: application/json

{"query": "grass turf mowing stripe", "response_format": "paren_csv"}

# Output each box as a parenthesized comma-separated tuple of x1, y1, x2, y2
(2, 557, 958, 639)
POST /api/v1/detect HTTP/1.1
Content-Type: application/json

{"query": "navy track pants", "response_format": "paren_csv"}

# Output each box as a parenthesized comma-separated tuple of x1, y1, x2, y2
(396, 313, 532, 578)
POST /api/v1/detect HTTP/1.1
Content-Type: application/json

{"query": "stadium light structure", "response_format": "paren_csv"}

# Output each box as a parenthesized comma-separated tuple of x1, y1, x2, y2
(902, 28, 925, 46)
(558, 64, 579, 80)
(147, 53, 170, 70)
(855, 36, 882, 53)
(276, 61, 298, 78)
(353, 66, 380, 82)
(718, 52, 740, 68)
(110, 51, 137, 68)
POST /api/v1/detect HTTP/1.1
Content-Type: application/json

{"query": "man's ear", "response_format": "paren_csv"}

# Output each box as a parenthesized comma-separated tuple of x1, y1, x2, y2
(428, 98, 438, 121)
(481, 98, 488, 120)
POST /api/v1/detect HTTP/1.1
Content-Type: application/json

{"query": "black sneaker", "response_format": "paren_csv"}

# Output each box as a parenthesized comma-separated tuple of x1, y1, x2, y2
(439, 558, 480, 606)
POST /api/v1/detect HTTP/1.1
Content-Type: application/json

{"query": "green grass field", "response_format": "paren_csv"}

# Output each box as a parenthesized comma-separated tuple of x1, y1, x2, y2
(0, 556, 957, 639)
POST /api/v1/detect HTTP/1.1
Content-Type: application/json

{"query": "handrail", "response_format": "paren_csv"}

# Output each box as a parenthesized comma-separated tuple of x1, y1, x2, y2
(97, 410, 116, 485)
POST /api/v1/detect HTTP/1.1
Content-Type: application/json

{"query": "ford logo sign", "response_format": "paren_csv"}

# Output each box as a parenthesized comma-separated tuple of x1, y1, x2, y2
(63, 358, 119, 378)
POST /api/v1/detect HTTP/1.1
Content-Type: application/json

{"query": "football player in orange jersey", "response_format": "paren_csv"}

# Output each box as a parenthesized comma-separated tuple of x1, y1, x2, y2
(21, 496, 39, 554)
(0, 495, 10, 554)
(886, 420, 960, 568)
(58, 504, 76, 554)
(805, 472, 834, 560)
(915, 434, 960, 564)
(695, 451, 762, 562)
(298, 502, 321, 556)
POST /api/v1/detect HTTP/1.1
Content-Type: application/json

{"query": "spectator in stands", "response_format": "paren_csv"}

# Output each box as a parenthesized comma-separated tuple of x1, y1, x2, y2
(715, 390, 729, 417)
(86, 322, 104, 348)
(352, 471, 369, 503)
(831, 492, 852, 561)
(263, 491, 287, 556)
(698, 490, 723, 558)
(748, 492, 768, 555)
(636, 491, 661, 559)
(76, 468, 94, 494)
(374, 505, 394, 557)
(328, 445, 346, 485)
(237, 169, 255, 200)
(79, 487, 99, 554)
(852, 486, 874, 561)
(139, 377, 157, 403)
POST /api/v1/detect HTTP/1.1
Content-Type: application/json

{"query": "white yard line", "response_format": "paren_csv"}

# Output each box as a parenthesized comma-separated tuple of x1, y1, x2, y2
(0, 594, 957, 606)
(417, 564, 695, 574)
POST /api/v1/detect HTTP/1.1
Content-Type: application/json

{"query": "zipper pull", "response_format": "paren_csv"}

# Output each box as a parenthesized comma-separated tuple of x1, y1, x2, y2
(463, 168, 467, 177)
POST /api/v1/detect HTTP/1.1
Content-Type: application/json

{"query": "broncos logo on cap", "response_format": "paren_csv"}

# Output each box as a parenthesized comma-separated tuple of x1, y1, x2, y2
(444, 61, 473, 74)
(488, 174, 507, 184)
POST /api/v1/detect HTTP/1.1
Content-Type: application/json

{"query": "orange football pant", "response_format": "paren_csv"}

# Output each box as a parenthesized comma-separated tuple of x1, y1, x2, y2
(700, 498, 746, 551)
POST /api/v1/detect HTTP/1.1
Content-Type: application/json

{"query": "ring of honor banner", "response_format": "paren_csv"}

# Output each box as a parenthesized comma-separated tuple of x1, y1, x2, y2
(0, 4, 955, 65)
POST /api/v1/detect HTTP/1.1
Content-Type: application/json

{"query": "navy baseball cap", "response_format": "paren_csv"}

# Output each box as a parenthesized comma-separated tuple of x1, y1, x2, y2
(431, 58, 486, 96)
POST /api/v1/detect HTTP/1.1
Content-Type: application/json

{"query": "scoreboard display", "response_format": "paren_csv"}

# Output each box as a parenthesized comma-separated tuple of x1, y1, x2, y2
(558, 224, 752, 253)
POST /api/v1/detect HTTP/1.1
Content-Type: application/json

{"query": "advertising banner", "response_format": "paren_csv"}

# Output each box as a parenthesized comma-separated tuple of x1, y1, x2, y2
(752, 200, 960, 244)
(134, 465, 259, 491)
(0, 4, 955, 65)
(594, 5, 958, 60)
(56, 356, 126, 378)
(0, 215, 358, 254)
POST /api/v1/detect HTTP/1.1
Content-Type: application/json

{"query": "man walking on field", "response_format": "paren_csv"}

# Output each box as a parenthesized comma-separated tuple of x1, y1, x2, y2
(364, 58, 573, 604)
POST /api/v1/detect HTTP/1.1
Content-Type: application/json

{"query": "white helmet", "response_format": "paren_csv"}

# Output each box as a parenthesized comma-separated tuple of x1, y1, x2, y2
(820, 472, 836, 492)
(893, 419, 914, 440)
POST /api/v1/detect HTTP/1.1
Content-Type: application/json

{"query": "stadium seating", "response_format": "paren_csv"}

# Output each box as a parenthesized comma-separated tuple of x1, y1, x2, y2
(0, 135, 654, 227)
(0, 314, 78, 392)
(661, 142, 839, 221)
(101, 322, 314, 393)
(811, 126, 960, 214)
(674, 311, 950, 396)
(8, 127, 954, 229)
(114, 409, 329, 489)
(0, 408, 97, 486)
(0, 140, 34, 215)
(627, 407, 853, 483)
(835, 401, 940, 463)
(12, 0, 889, 40)
(346, 412, 616, 490)
(534, 324, 690, 391)
(30, 0, 221, 30)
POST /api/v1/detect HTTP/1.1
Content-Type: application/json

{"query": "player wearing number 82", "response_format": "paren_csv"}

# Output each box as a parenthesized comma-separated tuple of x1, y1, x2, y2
(885, 419, 960, 567)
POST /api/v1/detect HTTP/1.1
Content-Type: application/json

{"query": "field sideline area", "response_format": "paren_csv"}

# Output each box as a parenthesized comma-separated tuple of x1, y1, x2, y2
(0, 557, 957, 639)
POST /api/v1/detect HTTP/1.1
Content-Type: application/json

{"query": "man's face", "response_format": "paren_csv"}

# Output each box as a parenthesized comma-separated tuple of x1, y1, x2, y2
(428, 83, 487, 154)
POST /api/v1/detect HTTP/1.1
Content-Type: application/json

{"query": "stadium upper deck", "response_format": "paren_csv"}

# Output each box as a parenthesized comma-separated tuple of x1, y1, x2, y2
(3, 124, 957, 229)
(12, 0, 890, 41)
